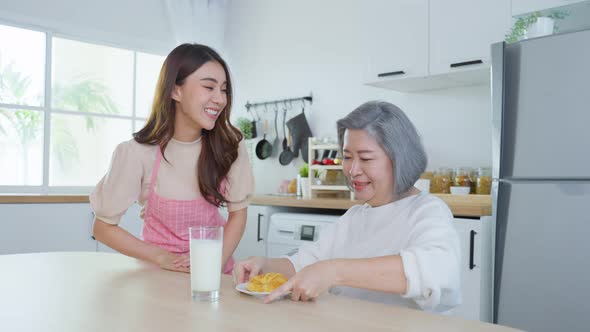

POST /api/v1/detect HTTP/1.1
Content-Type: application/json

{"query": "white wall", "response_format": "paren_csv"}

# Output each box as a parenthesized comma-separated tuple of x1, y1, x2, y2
(224, 0, 492, 194)
(0, 0, 494, 195)
(0, 0, 174, 54)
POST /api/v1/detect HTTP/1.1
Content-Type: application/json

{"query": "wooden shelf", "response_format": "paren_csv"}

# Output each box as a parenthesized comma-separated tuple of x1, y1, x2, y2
(309, 144, 339, 150)
(307, 137, 353, 200)
(310, 185, 349, 191)
(310, 165, 343, 170)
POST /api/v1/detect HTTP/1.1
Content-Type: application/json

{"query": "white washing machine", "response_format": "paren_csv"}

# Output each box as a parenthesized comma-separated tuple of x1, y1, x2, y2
(266, 213, 341, 258)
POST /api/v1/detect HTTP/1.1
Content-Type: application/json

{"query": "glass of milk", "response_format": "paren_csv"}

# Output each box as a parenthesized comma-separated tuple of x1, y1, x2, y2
(189, 226, 223, 301)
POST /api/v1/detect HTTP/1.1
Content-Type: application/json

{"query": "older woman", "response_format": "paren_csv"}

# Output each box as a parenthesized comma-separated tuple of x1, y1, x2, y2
(234, 101, 461, 313)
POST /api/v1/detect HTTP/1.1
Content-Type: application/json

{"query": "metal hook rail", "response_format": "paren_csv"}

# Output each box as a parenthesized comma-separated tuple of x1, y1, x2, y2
(245, 93, 313, 111)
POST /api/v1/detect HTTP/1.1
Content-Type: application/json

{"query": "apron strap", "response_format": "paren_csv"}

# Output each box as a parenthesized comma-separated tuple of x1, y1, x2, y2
(148, 147, 163, 196)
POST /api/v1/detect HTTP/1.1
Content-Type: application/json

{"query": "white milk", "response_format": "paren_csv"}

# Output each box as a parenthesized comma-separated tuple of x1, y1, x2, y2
(190, 239, 223, 292)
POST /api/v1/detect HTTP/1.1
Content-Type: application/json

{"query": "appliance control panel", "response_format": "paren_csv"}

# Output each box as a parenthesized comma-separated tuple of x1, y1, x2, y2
(300, 225, 316, 241)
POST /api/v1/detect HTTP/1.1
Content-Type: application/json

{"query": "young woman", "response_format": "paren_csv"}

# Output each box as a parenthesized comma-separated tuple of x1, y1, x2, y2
(91, 44, 253, 274)
(234, 101, 460, 313)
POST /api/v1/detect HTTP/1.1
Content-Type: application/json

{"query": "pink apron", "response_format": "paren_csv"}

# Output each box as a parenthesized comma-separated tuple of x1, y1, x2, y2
(142, 148, 234, 274)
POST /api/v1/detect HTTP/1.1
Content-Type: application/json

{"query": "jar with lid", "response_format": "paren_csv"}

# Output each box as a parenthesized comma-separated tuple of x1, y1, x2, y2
(475, 167, 492, 194)
(431, 167, 452, 194)
(453, 167, 472, 188)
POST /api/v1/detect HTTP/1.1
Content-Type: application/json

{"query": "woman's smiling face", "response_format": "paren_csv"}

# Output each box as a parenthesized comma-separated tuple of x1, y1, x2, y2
(342, 129, 395, 206)
(172, 60, 228, 132)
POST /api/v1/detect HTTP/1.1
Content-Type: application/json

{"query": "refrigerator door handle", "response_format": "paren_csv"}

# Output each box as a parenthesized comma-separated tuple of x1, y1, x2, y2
(469, 230, 477, 270)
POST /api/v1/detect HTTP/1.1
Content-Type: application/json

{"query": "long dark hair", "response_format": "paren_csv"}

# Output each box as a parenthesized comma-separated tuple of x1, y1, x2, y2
(133, 43, 242, 207)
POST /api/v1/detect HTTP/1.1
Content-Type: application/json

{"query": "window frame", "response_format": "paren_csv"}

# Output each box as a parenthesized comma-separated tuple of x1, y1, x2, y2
(0, 20, 162, 194)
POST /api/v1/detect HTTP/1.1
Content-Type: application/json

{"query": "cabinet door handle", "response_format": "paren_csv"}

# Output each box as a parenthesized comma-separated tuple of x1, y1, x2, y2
(90, 212, 96, 240)
(469, 230, 477, 270)
(450, 59, 483, 68)
(257, 213, 264, 242)
(377, 70, 405, 78)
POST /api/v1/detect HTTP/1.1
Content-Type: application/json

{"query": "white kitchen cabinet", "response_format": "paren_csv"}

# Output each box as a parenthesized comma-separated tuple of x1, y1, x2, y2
(96, 203, 144, 253)
(453, 217, 493, 322)
(232, 205, 278, 261)
(362, 0, 429, 89)
(512, 0, 587, 15)
(363, 0, 511, 92)
(429, 0, 511, 76)
(96, 204, 275, 258)
(0, 203, 96, 254)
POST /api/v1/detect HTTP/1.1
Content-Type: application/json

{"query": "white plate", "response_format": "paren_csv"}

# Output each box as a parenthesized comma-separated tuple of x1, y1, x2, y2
(235, 283, 290, 300)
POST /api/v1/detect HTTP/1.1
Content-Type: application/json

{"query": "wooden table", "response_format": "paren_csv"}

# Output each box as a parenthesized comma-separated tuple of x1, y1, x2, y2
(0, 252, 518, 332)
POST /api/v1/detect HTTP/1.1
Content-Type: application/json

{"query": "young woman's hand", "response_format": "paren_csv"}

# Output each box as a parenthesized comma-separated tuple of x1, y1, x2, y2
(173, 254, 190, 269)
(233, 256, 266, 285)
(265, 260, 337, 303)
(155, 251, 190, 273)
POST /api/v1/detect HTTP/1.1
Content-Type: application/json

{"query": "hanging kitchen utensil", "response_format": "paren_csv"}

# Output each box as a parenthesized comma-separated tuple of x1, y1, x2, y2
(247, 105, 259, 139)
(271, 103, 281, 158)
(255, 119, 273, 160)
(286, 102, 313, 162)
(253, 107, 262, 139)
(279, 108, 294, 166)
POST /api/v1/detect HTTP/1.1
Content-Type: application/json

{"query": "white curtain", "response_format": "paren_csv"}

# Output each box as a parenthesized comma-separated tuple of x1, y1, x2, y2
(164, 0, 227, 51)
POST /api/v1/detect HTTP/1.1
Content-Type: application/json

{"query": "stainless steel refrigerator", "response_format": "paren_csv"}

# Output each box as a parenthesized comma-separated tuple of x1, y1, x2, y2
(491, 29, 590, 332)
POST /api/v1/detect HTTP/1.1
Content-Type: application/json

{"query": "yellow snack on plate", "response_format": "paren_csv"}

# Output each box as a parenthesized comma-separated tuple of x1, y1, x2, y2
(246, 272, 288, 292)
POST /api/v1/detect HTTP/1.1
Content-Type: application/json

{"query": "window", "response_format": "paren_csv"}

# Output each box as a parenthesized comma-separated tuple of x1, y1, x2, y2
(0, 23, 165, 192)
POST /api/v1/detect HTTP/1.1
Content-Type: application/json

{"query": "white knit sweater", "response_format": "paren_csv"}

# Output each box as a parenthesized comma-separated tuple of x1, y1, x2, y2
(286, 192, 462, 313)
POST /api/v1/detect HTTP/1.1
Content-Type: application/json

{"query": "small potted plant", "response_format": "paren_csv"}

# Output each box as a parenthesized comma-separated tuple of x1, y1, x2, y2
(299, 163, 310, 197)
(235, 117, 253, 139)
(235, 117, 254, 162)
(505, 10, 569, 43)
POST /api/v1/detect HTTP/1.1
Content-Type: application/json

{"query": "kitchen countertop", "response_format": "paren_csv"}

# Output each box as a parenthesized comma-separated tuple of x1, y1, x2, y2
(0, 193, 491, 217)
(0, 252, 519, 332)
(0, 195, 90, 204)
(251, 194, 492, 217)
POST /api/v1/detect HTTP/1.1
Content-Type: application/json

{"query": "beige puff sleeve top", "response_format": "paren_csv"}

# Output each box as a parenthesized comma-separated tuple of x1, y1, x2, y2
(90, 138, 254, 225)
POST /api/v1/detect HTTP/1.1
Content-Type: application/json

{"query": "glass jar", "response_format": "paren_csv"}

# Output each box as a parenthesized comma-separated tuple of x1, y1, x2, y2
(469, 168, 477, 194)
(453, 167, 472, 188)
(475, 167, 492, 195)
(431, 167, 452, 194)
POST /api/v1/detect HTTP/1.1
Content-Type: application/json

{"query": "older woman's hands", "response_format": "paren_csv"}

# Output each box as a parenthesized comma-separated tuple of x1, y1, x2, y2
(233, 256, 267, 285)
(264, 260, 338, 303)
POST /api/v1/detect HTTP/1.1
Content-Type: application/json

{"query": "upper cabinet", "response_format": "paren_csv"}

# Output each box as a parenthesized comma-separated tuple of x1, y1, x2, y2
(429, 0, 511, 75)
(363, 0, 511, 92)
(512, 0, 587, 15)
(362, 0, 429, 90)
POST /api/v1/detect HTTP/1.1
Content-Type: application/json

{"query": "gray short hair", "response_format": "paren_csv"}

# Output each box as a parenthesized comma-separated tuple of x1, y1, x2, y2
(336, 101, 427, 196)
